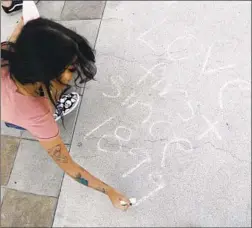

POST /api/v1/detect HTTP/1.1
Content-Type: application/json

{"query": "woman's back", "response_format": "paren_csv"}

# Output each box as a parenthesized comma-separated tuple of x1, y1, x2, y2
(1, 62, 59, 140)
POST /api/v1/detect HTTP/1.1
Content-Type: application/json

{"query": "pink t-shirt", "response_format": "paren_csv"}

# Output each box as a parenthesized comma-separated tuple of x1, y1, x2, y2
(1, 66, 59, 141)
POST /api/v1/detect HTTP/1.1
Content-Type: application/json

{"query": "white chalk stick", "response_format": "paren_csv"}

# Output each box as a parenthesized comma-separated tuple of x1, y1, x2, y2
(120, 198, 137, 206)
(129, 197, 137, 205)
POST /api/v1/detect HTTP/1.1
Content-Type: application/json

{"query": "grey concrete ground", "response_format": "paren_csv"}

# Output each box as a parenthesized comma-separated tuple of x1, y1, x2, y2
(1, 1, 251, 227)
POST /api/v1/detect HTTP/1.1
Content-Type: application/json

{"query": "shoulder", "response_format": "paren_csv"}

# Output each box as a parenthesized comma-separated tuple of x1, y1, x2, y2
(24, 110, 60, 141)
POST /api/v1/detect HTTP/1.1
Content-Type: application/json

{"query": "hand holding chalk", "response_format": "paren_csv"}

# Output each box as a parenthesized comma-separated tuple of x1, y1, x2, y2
(120, 198, 137, 206)
(107, 188, 131, 211)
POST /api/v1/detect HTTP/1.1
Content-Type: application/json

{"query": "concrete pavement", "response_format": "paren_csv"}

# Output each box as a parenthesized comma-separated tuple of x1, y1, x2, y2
(1, 1, 251, 227)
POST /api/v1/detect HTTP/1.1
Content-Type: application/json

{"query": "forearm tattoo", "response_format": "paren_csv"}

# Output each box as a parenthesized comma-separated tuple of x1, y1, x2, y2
(95, 186, 106, 194)
(75, 173, 89, 186)
(48, 145, 107, 192)
(75, 168, 108, 194)
(48, 144, 68, 163)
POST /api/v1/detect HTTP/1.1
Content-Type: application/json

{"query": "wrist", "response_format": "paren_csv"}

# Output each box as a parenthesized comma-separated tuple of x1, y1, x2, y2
(105, 186, 114, 195)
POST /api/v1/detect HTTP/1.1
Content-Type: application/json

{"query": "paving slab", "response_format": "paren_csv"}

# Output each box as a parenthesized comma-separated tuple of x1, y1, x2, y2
(1, 9, 22, 41)
(1, 135, 20, 186)
(59, 19, 100, 47)
(8, 140, 65, 197)
(1, 121, 23, 138)
(37, 1, 65, 21)
(1, 188, 57, 227)
(61, 1, 106, 20)
(1, 2, 64, 41)
(54, 1, 251, 227)
(1, 187, 6, 204)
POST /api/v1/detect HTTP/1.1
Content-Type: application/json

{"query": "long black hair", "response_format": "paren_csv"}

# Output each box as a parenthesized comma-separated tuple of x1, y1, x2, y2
(1, 17, 96, 115)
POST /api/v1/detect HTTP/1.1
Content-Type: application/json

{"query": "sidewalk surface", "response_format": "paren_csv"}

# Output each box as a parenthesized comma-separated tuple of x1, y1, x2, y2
(1, 1, 251, 227)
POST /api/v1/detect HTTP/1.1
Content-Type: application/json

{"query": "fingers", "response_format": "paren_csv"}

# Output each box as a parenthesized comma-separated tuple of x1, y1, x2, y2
(120, 200, 131, 206)
(122, 204, 130, 211)
(118, 202, 130, 211)
(109, 189, 132, 211)
(119, 198, 131, 211)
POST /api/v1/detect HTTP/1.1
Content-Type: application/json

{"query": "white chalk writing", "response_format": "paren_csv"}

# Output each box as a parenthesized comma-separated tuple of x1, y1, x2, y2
(219, 78, 251, 109)
(197, 115, 222, 140)
(122, 148, 151, 178)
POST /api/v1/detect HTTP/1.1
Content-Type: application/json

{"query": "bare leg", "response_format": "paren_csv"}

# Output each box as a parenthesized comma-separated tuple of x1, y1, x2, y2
(1, 1, 12, 7)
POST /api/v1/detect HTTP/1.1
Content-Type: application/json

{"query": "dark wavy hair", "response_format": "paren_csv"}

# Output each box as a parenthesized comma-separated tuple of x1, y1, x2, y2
(1, 17, 96, 119)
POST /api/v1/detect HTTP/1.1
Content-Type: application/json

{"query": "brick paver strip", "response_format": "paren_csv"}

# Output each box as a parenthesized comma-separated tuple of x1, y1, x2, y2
(1, 189, 57, 227)
(1, 136, 20, 186)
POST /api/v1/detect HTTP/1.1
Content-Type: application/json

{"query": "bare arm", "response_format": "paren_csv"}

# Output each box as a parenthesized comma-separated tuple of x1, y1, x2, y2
(39, 135, 131, 211)
(8, 17, 131, 210)
(8, 17, 24, 42)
